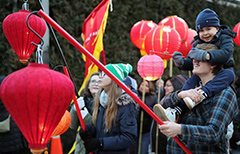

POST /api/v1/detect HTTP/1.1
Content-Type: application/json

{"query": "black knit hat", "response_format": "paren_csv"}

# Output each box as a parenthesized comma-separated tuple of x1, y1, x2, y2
(196, 8, 220, 32)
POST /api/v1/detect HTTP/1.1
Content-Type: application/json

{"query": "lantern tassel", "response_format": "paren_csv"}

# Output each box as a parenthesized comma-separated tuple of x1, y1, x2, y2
(44, 147, 49, 154)
(30, 149, 45, 154)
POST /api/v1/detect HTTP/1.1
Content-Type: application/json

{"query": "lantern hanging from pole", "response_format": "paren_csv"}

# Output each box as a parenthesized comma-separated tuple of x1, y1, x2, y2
(137, 55, 165, 81)
(233, 22, 240, 46)
(0, 63, 74, 153)
(178, 28, 197, 58)
(144, 26, 181, 60)
(130, 20, 157, 50)
(2, 10, 46, 63)
(158, 15, 188, 44)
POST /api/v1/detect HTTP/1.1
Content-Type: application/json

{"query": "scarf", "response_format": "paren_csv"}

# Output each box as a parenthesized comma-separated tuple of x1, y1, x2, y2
(100, 90, 108, 108)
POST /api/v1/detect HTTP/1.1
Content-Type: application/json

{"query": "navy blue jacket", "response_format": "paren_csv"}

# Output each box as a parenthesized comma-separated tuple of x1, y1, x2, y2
(181, 25, 236, 70)
(86, 93, 137, 154)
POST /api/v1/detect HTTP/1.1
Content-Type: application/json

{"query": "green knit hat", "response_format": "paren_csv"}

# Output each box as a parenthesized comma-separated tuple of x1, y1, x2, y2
(105, 63, 132, 81)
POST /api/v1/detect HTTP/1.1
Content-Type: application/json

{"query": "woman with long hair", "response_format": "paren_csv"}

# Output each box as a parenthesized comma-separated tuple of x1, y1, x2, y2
(80, 63, 137, 154)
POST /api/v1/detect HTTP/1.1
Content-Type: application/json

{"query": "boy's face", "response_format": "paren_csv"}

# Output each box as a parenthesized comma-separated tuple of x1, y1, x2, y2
(199, 26, 219, 42)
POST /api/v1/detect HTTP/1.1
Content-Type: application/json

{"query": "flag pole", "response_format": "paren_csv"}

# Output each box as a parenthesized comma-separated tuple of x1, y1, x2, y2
(37, 10, 192, 154)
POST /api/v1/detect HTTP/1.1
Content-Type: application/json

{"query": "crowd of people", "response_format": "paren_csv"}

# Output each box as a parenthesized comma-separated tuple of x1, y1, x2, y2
(66, 7, 240, 154)
(1, 7, 240, 154)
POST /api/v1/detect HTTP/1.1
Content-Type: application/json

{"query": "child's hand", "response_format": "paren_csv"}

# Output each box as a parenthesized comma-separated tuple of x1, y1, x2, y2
(178, 87, 202, 103)
(172, 51, 184, 67)
(188, 47, 207, 61)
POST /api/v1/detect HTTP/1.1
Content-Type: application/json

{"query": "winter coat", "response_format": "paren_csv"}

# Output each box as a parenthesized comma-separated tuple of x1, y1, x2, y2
(86, 93, 137, 154)
(70, 96, 94, 154)
(181, 25, 236, 70)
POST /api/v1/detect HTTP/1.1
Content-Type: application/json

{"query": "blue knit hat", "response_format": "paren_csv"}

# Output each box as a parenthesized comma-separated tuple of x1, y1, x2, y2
(196, 8, 220, 32)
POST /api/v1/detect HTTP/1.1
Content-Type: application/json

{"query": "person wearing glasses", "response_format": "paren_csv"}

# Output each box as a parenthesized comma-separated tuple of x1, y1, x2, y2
(70, 72, 100, 154)
(79, 63, 137, 154)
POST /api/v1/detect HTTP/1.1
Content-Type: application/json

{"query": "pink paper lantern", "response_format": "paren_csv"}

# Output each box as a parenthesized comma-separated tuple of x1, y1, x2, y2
(144, 26, 181, 60)
(137, 55, 165, 81)
(130, 20, 157, 50)
(178, 28, 197, 58)
(0, 63, 74, 152)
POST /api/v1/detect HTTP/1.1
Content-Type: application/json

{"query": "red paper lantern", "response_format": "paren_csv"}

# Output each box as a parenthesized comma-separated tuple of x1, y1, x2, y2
(178, 28, 197, 58)
(0, 63, 74, 152)
(51, 110, 71, 137)
(158, 15, 188, 44)
(2, 10, 46, 63)
(233, 22, 240, 46)
(130, 20, 157, 50)
(137, 55, 165, 81)
(144, 26, 181, 60)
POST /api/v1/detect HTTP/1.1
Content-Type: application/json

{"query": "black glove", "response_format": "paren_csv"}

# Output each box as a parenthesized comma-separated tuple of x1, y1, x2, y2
(84, 138, 103, 153)
(188, 47, 207, 61)
(79, 127, 92, 141)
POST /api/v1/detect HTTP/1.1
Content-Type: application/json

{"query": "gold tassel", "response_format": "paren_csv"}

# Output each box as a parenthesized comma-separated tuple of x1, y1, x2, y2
(44, 147, 48, 154)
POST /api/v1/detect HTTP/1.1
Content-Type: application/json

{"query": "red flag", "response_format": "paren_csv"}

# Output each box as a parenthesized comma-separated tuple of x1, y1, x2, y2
(79, 0, 110, 94)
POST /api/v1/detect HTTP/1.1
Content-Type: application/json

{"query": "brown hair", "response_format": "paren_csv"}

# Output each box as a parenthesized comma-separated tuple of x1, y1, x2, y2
(137, 80, 156, 95)
(92, 80, 122, 131)
(81, 72, 99, 97)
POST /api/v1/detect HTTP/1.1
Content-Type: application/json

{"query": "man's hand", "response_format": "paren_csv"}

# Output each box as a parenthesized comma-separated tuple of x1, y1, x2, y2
(159, 121, 182, 137)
